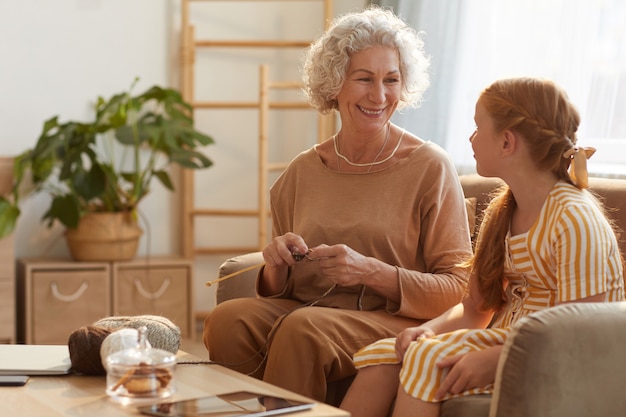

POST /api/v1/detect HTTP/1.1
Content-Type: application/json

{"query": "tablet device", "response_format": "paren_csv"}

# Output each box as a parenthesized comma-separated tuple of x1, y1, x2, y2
(0, 375, 30, 386)
(137, 391, 316, 417)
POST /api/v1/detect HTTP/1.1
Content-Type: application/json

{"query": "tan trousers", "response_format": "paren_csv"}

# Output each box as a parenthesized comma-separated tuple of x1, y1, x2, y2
(203, 297, 421, 402)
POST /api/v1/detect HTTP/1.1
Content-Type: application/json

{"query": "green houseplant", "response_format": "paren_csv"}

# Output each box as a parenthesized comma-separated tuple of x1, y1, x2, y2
(0, 79, 214, 260)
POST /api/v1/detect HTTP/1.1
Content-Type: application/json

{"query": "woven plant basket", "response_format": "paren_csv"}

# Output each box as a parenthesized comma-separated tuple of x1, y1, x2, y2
(65, 212, 143, 261)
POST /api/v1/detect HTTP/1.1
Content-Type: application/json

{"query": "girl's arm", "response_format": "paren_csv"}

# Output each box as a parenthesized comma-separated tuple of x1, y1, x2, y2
(395, 275, 494, 358)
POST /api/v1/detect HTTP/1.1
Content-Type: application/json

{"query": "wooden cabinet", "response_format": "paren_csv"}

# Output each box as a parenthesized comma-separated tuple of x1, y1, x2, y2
(0, 156, 15, 343)
(17, 257, 193, 344)
(0, 234, 15, 343)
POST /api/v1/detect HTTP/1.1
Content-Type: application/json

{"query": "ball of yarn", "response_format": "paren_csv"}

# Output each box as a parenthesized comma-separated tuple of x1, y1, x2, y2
(100, 328, 152, 371)
(68, 325, 113, 375)
(94, 315, 181, 354)
(67, 315, 181, 376)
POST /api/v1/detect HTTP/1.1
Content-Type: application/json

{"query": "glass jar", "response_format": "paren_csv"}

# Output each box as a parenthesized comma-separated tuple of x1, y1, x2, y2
(104, 326, 176, 405)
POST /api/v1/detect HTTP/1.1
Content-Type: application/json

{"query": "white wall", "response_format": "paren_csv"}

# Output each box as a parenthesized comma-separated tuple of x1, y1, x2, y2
(0, 0, 365, 319)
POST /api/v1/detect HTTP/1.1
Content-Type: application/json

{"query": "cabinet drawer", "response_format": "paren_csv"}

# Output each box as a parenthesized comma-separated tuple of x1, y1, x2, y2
(30, 269, 111, 344)
(113, 265, 191, 338)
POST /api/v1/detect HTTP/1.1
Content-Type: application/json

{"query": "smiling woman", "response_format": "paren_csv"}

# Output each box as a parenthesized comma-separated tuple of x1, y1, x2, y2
(203, 6, 474, 406)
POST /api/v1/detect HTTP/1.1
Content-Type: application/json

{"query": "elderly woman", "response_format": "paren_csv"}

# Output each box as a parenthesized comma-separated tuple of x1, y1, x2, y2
(204, 6, 473, 403)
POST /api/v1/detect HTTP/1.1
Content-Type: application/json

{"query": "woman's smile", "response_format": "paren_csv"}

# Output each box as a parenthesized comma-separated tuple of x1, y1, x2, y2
(358, 105, 385, 116)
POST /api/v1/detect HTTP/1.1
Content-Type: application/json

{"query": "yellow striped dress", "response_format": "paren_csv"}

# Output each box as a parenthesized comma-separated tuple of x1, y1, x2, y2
(353, 181, 624, 402)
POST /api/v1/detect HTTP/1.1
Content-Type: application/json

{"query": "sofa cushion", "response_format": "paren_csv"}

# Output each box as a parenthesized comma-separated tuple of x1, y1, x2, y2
(460, 174, 504, 236)
(465, 197, 477, 239)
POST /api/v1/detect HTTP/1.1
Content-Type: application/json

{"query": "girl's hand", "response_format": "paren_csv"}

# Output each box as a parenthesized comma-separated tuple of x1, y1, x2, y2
(395, 326, 435, 360)
(434, 345, 502, 399)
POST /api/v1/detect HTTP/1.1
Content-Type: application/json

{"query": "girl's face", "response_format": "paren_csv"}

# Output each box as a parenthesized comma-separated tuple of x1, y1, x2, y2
(335, 46, 402, 134)
(470, 101, 503, 177)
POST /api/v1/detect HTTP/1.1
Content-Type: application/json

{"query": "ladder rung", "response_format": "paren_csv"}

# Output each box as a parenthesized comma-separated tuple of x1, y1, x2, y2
(188, 0, 326, 2)
(270, 81, 303, 89)
(191, 209, 259, 217)
(267, 163, 289, 171)
(194, 246, 261, 255)
(194, 40, 311, 48)
(192, 101, 312, 109)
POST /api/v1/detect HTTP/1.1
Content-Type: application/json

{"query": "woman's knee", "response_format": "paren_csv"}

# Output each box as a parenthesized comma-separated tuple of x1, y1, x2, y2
(203, 299, 256, 348)
(204, 298, 297, 350)
(206, 298, 247, 328)
(269, 307, 337, 350)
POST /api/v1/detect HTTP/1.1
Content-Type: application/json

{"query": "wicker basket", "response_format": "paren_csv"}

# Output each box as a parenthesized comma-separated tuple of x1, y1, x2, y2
(65, 212, 143, 261)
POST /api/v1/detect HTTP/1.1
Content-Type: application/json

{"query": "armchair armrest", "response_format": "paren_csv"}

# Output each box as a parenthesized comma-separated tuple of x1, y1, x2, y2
(216, 251, 263, 304)
(491, 301, 626, 417)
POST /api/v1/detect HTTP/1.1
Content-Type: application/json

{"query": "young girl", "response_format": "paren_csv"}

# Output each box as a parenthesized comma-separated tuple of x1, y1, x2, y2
(340, 77, 625, 417)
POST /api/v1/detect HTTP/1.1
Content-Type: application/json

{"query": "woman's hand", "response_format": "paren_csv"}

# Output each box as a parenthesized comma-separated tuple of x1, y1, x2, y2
(309, 243, 375, 286)
(395, 326, 435, 360)
(434, 345, 502, 399)
(262, 232, 308, 269)
(259, 233, 308, 296)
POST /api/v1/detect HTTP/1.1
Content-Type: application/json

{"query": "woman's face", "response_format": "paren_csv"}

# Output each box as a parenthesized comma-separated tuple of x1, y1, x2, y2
(335, 46, 402, 133)
(470, 101, 502, 177)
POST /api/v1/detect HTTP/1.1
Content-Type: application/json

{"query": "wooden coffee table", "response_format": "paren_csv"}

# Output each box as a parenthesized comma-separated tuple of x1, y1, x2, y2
(0, 352, 350, 416)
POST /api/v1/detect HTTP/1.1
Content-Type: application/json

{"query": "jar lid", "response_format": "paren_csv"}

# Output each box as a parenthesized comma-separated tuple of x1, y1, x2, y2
(105, 326, 176, 367)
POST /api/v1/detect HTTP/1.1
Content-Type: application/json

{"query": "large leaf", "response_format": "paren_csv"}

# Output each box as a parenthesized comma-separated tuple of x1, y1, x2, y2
(153, 170, 174, 191)
(115, 124, 150, 146)
(169, 148, 213, 169)
(43, 194, 81, 228)
(96, 92, 129, 127)
(72, 163, 107, 201)
(0, 198, 20, 238)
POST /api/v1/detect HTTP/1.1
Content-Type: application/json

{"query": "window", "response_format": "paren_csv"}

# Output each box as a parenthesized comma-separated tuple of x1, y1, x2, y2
(391, 0, 626, 177)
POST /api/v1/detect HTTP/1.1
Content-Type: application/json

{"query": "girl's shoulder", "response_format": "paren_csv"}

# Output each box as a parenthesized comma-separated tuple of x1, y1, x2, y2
(549, 181, 597, 207)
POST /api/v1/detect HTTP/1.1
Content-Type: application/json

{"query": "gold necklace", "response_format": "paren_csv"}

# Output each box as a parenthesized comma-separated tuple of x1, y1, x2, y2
(334, 127, 404, 168)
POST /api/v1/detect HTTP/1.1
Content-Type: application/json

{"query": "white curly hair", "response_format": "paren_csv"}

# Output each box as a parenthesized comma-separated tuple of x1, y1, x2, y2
(301, 5, 431, 114)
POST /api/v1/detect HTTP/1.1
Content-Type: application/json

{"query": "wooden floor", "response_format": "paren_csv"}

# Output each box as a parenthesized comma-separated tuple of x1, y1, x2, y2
(179, 321, 209, 359)
(180, 337, 208, 359)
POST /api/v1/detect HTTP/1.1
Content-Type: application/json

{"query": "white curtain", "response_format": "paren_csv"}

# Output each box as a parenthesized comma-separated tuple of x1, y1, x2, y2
(391, 0, 626, 177)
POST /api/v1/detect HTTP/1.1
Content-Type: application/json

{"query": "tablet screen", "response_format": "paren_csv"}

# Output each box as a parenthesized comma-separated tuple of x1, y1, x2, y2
(137, 391, 316, 417)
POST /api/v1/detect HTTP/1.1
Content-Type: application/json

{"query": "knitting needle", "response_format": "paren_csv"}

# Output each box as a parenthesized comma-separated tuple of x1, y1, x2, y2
(204, 250, 314, 287)
(205, 262, 265, 287)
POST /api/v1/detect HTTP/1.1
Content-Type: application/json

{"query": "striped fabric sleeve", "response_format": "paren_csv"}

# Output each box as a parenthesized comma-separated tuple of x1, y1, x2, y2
(553, 203, 611, 301)
(525, 183, 623, 304)
(352, 338, 399, 368)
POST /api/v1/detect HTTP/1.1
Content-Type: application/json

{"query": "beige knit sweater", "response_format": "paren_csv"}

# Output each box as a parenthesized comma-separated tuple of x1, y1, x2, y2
(264, 141, 473, 320)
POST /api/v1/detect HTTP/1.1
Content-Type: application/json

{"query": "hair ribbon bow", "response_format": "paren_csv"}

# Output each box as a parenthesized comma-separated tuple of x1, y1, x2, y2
(563, 146, 596, 188)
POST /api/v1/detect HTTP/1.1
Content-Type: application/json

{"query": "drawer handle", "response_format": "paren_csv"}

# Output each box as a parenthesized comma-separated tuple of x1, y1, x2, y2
(134, 278, 171, 300)
(51, 281, 89, 302)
